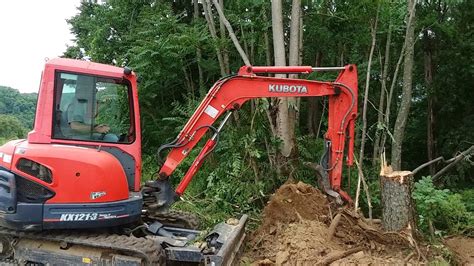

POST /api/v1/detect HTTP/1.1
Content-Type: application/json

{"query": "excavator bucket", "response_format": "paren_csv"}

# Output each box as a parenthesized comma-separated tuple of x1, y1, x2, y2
(156, 215, 248, 265)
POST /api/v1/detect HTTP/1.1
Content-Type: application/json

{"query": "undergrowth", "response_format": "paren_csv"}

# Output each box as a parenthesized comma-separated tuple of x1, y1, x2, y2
(413, 176, 473, 238)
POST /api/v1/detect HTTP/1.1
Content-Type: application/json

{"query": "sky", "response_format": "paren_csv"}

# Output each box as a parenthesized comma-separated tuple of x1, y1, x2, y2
(0, 0, 81, 93)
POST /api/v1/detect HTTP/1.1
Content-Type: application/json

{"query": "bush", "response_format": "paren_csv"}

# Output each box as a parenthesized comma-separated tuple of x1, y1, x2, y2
(413, 176, 473, 237)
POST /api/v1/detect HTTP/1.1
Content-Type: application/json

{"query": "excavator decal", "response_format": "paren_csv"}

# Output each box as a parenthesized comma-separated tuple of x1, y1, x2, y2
(268, 84, 308, 93)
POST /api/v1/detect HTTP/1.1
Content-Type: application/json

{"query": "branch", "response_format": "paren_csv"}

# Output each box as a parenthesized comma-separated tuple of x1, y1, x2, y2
(210, 0, 251, 66)
(317, 246, 365, 265)
(432, 145, 474, 181)
(411, 145, 474, 176)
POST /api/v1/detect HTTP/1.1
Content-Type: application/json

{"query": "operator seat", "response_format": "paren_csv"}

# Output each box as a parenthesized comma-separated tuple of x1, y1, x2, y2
(57, 76, 95, 139)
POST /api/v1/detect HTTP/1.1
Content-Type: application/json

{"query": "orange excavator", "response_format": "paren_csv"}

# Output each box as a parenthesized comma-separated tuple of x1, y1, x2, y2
(0, 58, 357, 265)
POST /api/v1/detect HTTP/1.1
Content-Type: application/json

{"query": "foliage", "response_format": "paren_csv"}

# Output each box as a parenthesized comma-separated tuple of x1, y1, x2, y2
(413, 176, 473, 237)
(0, 114, 26, 144)
(0, 86, 37, 129)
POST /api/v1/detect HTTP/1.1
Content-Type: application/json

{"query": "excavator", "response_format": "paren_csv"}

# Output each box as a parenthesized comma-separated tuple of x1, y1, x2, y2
(0, 58, 357, 265)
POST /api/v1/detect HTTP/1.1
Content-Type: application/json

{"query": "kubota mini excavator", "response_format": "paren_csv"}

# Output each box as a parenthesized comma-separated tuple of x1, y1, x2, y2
(0, 58, 357, 265)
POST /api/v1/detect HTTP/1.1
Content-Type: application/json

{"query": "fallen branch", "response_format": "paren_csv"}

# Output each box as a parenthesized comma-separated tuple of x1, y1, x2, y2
(411, 145, 473, 176)
(353, 153, 373, 221)
(317, 246, 365, 265)
(327, 213, 342, 240)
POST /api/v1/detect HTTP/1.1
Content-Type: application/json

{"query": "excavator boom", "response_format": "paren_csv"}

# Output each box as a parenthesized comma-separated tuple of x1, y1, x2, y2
(154, 65, 358, 206)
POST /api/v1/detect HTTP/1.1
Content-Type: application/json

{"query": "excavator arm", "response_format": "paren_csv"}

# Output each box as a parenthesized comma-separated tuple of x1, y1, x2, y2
(150, 65, 358, 209)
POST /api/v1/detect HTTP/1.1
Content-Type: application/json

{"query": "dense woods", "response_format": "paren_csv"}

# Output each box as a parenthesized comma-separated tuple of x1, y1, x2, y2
(1, 0, 472, 239)
(0, 86, 36, 143)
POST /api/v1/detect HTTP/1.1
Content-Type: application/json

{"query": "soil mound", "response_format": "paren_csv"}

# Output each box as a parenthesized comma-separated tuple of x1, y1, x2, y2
(244, 181, 412, 265)
(444, 236, 474, 265)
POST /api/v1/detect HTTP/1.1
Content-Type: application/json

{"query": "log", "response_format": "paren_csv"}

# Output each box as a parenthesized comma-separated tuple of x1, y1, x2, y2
(380, 163, 415, 231)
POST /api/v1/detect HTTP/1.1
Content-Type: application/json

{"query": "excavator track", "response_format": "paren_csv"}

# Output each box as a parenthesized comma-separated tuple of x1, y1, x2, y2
(0, 226, 165, 265)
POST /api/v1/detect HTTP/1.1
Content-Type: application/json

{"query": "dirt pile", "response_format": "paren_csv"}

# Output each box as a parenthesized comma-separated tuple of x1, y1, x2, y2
(444, 236, 474, 265)
(244, 181, 413, 265)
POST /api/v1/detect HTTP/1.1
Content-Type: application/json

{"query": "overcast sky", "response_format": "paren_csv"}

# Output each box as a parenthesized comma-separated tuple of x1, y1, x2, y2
(0, 1, 81, 93)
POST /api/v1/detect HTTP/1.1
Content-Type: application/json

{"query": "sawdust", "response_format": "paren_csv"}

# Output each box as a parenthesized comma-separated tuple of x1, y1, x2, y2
(243, 181, 414, 265)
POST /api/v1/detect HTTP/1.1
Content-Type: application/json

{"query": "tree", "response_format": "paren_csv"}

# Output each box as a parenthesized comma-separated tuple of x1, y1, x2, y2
(391, 0, 416, 171)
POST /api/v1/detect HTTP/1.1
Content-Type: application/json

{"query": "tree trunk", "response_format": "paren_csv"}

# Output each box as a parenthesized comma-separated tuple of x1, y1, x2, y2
(307, 52, 323, 136)
(211, 0, 251, 66)
(391, 0, 416, 170)
(202, 0, 226, 76)
(380, 159, 415, 231)
(286, 0, 301, 156)
(359, 5, 379, 169)
(218, 0, 230, 74)
(381, 41, 406, 152)
(193, 0, 204, 92)
(272, 0, 294, 160)
(424, 30, 436, 176)
(262, 8, 272, 66)
(373, 22, 392, 165)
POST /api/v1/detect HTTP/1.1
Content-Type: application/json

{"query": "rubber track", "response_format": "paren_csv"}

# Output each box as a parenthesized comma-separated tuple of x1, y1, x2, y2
(0, 226, 164, 265)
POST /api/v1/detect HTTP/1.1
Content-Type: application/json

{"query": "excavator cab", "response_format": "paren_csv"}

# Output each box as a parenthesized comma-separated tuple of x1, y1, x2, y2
(0, 59, 143, 231)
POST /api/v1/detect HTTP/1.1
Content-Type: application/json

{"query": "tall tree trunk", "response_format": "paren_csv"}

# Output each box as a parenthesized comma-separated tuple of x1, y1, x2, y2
(211, 0, 250, 66)
(272, 0, 295, 178)
(373, 22, 392, 165)
(262, 7, 272, 66)
(193, 0, 204, 91)
(391, 0, 416, 170)
(359, 5, 379, 169)
(202, 0, 226, 76)
(218, 0, 230, 74)
(286, 0, 301, 156)
(381, 41, 406, 152)
(424, 30, 436, 176)
(307, 52, 323, 136)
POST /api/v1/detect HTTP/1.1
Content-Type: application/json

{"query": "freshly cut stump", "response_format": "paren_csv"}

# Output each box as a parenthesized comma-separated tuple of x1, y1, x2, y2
(380, 165, 414, 231)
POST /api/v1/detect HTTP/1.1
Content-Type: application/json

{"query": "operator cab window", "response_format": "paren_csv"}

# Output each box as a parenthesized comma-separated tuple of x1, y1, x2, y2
(52, 72, 134, 143)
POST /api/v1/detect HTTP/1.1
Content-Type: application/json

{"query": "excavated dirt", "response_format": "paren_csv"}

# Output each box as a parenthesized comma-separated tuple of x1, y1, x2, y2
(444, 236, 474, 265)
(242, 182, 415, 265)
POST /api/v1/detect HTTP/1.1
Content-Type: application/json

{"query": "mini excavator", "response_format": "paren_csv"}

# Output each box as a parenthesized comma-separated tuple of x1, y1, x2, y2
(0, 58, 357, 265)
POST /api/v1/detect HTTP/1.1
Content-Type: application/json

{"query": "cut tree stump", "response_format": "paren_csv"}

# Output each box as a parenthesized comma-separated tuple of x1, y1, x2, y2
(380, 163, 415, 232)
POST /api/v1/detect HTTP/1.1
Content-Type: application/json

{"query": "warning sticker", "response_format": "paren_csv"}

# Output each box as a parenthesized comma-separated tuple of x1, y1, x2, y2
(204, 105, 219, 119)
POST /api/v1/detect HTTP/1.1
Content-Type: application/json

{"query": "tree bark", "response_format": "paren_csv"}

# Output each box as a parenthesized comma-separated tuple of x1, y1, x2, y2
(211, 0, 251, 66)
(359, 5, 379, 169)
(391, 0, 416, 170)
(380, 159, 415, 231)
